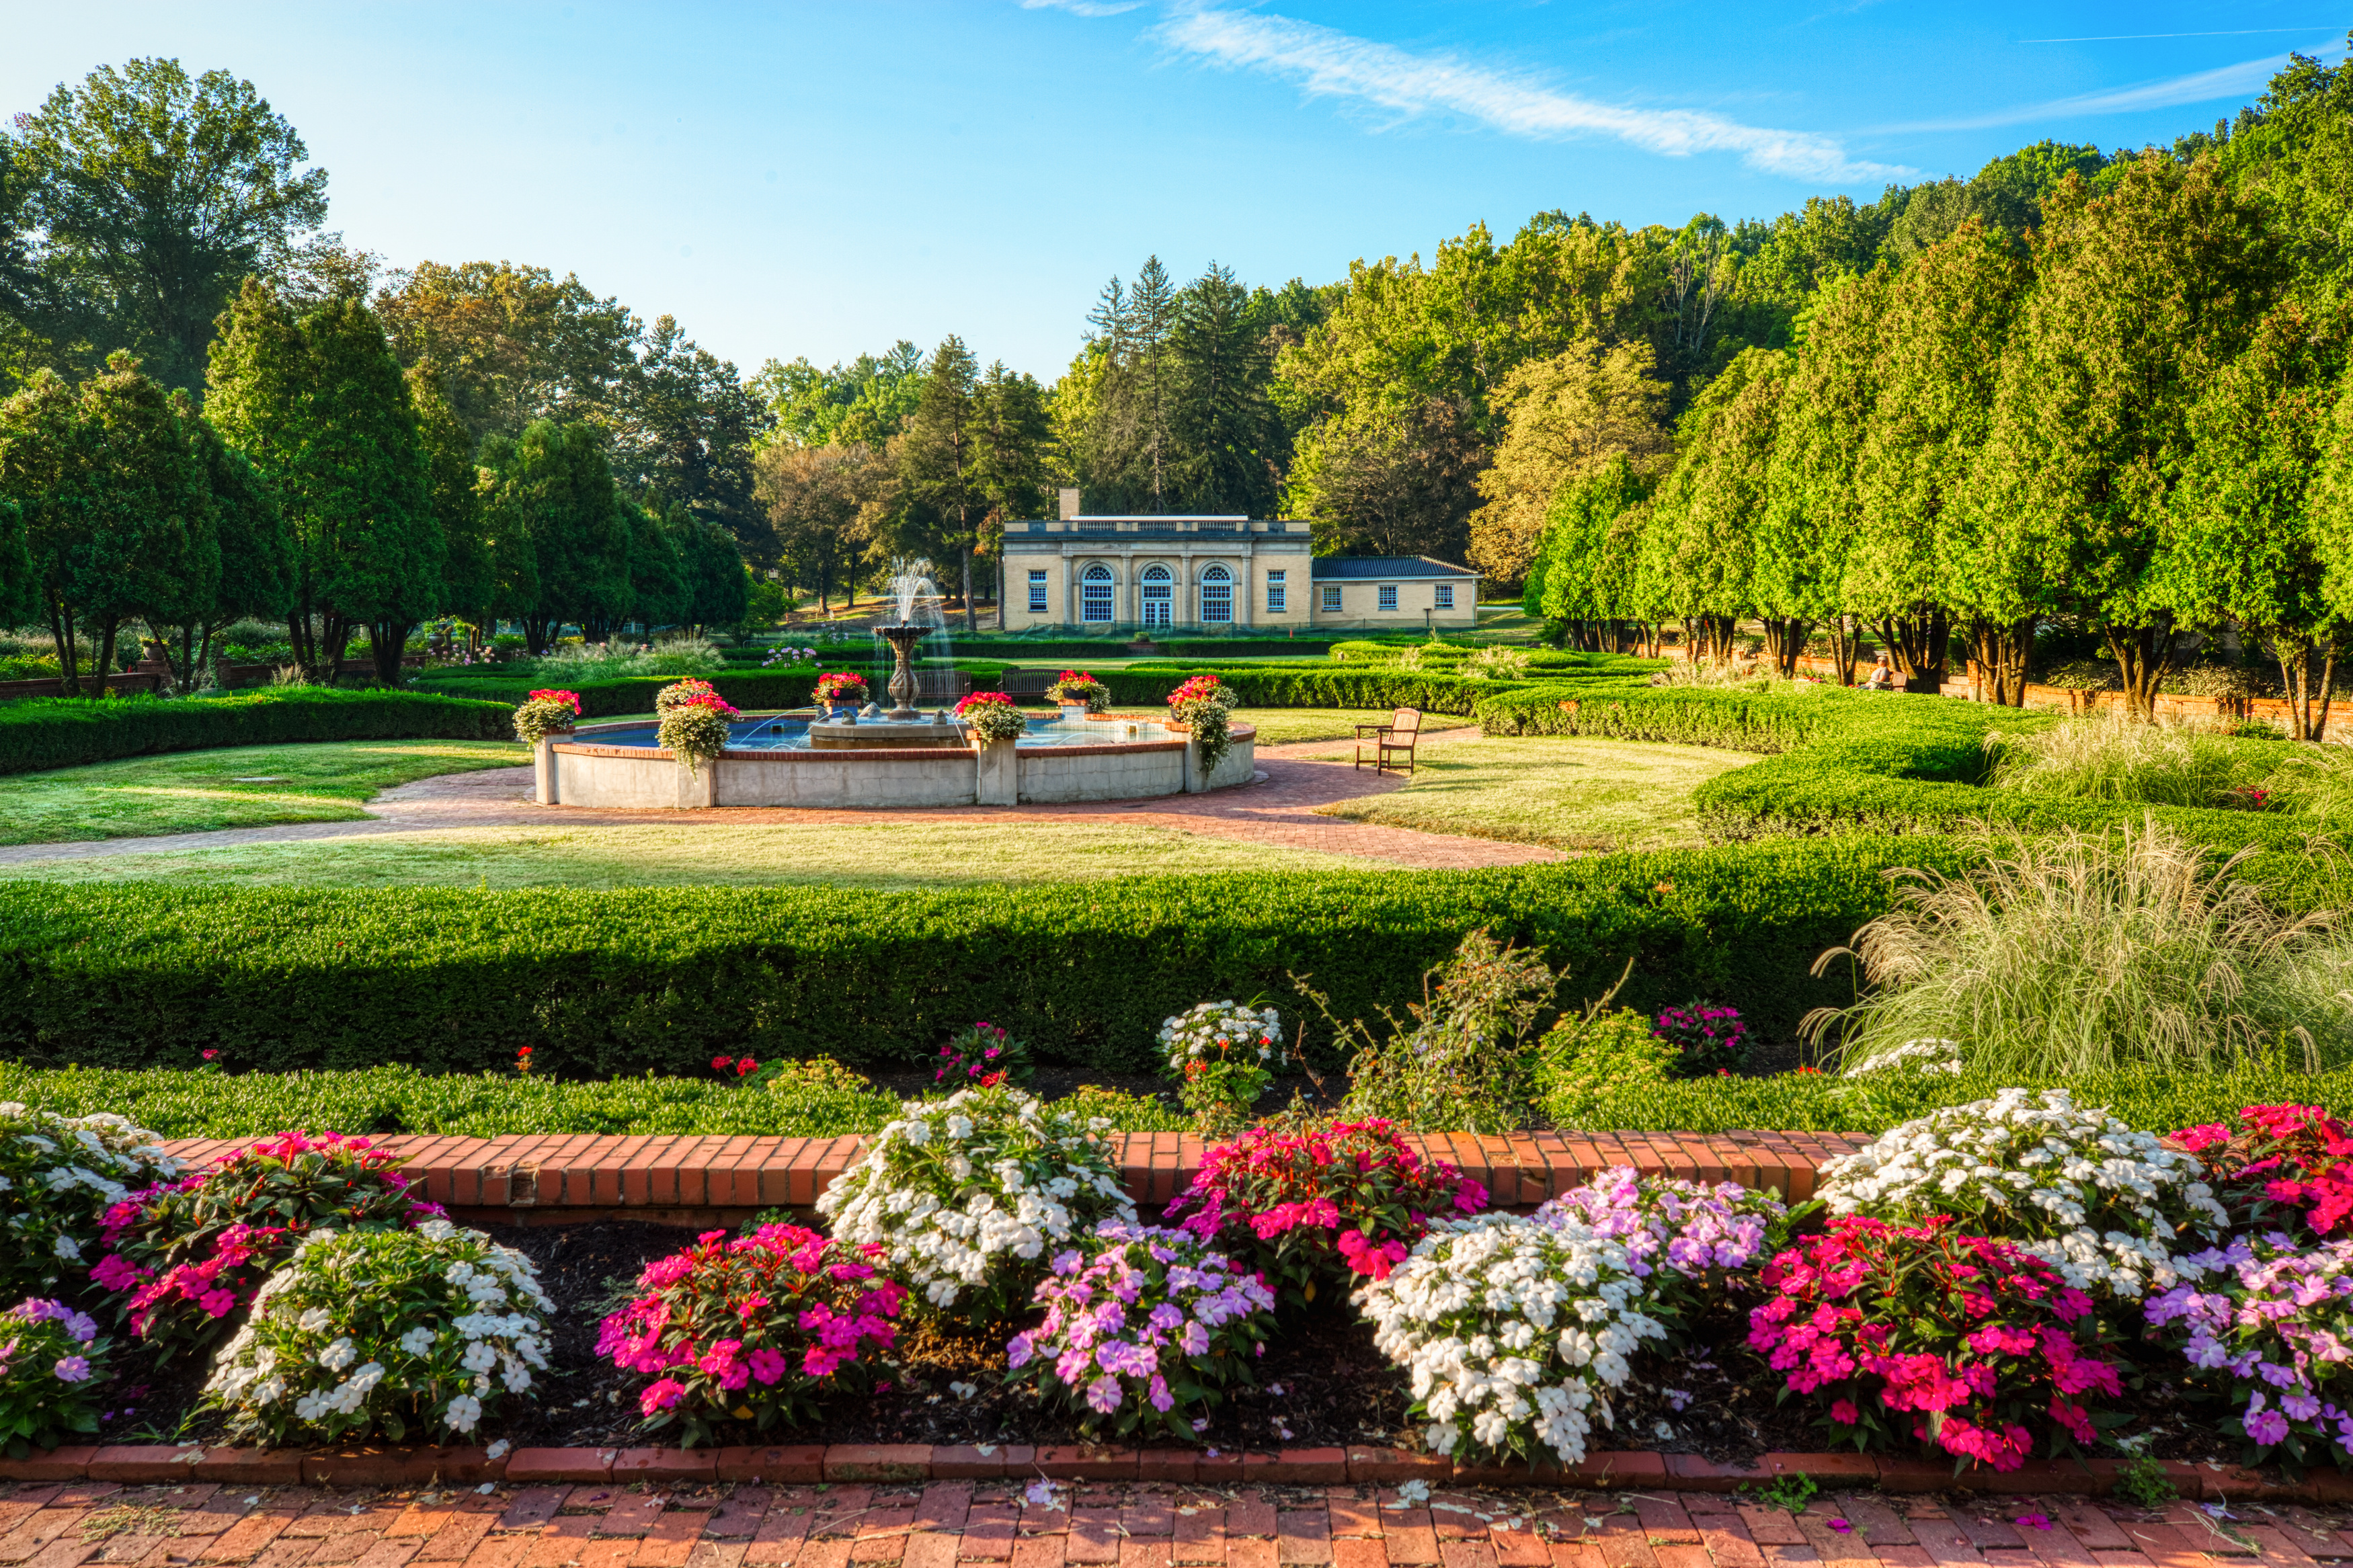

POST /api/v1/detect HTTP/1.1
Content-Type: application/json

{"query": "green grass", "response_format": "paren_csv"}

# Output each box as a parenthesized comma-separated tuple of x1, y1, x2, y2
(0, 817, 1382, 888)
(0, 739, 528, 844)
(1310, 735, 1764, 852)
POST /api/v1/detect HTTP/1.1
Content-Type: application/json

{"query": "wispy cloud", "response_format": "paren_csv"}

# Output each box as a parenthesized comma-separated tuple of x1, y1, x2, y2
(1890, 38, 2349, 132)
(1021, 0, 1147, 16)
(1150, 5, 1910, 183)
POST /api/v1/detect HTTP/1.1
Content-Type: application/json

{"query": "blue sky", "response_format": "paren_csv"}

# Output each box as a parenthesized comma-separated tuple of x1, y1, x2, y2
(6, 2, 2343, 384)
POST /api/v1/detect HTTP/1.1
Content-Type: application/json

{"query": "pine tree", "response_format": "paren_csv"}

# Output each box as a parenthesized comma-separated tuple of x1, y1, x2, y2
(894, 336, 982, 630)
(1169, 263, 1281, 514)
(147, 411, 291, 692)
(478, 420, 631, 651)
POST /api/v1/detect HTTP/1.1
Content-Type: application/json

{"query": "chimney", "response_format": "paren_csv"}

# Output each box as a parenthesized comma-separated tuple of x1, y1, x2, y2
(1058, 488, 1082, 521)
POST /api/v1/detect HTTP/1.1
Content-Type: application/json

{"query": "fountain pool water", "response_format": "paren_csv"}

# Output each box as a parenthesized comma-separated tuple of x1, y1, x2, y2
(582, 713, 1152, 752)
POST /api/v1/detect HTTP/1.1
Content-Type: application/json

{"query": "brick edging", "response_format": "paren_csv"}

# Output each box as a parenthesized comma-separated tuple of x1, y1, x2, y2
(0, 1442, 2317, 1500)
(155, 1131, 1870, 1218)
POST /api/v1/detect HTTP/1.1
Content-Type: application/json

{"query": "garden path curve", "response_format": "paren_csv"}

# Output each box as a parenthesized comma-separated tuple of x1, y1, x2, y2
(0, 729, 1560, 871)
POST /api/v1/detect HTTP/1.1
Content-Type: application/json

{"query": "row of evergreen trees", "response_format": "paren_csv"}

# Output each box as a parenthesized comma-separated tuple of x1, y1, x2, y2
(0, 278, 746, 692)
(1518, 62, 2353, 739)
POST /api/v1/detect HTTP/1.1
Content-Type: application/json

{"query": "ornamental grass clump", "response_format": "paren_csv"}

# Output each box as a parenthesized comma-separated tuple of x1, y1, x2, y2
(0, 1299, 106, 1459)
(1321, 929, 1559, 1136)
(1805, 822, 2353, 1079)
(1818, 1089, 2225, 1303)
(1165, 1114, 1486, 1307)
(1747, 1215, 2124, 1472)
(93, 1130, 444, 1357)
(597, 1222, 907, 1445)
(1533, 1167, 1785, 1319)
(815, 1085, 1133, 1316)
(1007, 1221, 1276, 1441)
(2144, 1232, 2353, 1465)
(956, 692, 1028, 743)
(203, 1220, 551, 1445)
(0, 1104, 179, 1299)
(2174, 1104, 2353, 1240)
(1985, 711, 2253, 809)
(1355, 1214, 1665, 1464)
(511, 688, 580, 743)
(1158, 1001, 1285, 1130)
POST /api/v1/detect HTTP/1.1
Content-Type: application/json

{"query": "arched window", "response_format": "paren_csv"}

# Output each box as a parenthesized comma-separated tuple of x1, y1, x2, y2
(1140, 564, 1172, 627)
(1080, 564, 1114, 624)
(1199, 563, 1233, 624)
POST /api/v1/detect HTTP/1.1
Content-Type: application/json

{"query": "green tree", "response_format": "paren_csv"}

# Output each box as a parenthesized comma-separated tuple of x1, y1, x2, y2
(892, 335, 983, 630)
(625, 496, 690, 632)
(375, 259, 635, 446)
(1533, 453, 1655, 652)
(477, 419, 631, 652)
(407, 366, 491, 651)
(679, 511, 749, 631)
(754, 440, 877, 613)
(1866, 222, 2035, 702)
(1168, 262, 1283, 514)
(610, 315, 769, 561)
(1969, 155, 2284, 718)
(147, 410, 291, 692)
(10, 58, 329, 395)
(206, 282, 438, 679)
(1644, 349, 1784, 659)
(1469, 337, 1671, 585)
(750, 341, 926, 450)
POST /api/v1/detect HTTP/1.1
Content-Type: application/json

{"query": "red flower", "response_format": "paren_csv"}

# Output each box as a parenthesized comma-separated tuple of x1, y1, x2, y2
(713, 1056, 734, 1073)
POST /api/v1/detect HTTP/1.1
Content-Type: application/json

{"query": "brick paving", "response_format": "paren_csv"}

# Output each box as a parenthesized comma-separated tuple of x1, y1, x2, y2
(4, 1481, 2341, 1568)
(0, 731, 1550, 872)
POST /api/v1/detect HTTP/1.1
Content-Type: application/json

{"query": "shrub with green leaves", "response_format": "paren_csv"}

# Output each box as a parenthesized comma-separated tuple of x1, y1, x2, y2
(0, 1104, 180, 1299)
(0, 689, 512, 777)
(1326, 930, 1558, 1134)
(203, 1221, 551, 1444)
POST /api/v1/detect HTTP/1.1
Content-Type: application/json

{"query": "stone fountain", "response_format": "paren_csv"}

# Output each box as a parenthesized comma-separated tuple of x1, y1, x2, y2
(807, 559, 967, 749)
(878, 623, 929, 719)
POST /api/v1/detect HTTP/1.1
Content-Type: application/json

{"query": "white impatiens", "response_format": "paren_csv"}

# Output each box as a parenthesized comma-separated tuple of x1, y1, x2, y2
(1819, 1087, 2226, 1301)
(1353, 1214, 1665, 1465)
(817, 1085, 1134, 1313)
(205, 1220, 551, 1444)
(0, 1103, 180, 1298)
(1841, 1037, 1965, 1077)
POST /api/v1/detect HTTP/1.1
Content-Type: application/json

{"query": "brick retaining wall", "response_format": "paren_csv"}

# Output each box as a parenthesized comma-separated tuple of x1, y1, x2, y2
(157, 1130, 1868, 1225)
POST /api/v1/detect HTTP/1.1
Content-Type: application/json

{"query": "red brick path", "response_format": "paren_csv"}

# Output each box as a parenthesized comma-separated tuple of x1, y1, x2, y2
(1, 1476, 2341, 1568)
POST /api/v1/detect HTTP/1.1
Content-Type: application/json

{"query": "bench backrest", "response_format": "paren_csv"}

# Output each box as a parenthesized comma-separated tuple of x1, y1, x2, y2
(1390, 706, 1423, 737)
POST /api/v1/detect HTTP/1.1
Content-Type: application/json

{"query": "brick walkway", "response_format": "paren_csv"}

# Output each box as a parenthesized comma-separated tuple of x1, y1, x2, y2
(0, 733, 1554, 872)
(3, 1477, 2339, 1568)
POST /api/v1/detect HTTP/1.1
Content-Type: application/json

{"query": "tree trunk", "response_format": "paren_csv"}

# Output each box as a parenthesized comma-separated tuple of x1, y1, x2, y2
(2269, 628, 2340, 742)
(323, 614, 356, 677)
(963, 546, 975, 636)
(288, 604, 319, 682)
(1824, 615, 1859, 687)
(1872, 607, 1951, 693)
(1763, 618, 1812, 677)
(90, 616, 122, 700)
(46, 594, 82, 698)
(1967, 616, 2034, 707)
(368, 620, 413, 685)
(2103, 618, 2183, 722)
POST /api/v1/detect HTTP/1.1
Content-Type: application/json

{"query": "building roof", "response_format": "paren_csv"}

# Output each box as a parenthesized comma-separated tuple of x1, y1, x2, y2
(1310, 556, 1478, 580)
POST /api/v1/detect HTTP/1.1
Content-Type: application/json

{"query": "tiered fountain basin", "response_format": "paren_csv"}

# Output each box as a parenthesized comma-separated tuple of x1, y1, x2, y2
(536, 711, 1257, 809)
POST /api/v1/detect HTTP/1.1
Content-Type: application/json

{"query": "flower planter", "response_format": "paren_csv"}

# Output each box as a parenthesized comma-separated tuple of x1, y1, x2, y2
(532, 729, 574, 805)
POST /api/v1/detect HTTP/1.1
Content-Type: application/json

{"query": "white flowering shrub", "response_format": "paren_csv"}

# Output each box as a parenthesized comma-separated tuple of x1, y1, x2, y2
(1354, 1214, 1665, 1465)
(1840, 1037, 1964, 1077)
(817, 1085, 1135, 1317)
(0, 1103, 180, 1298)
(1819, 1087, 2226, 1302)
(203, 1220, 551, 1444)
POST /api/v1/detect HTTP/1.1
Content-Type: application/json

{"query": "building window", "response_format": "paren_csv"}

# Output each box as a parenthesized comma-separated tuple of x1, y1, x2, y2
(1433, 583, 1454, 610)
(1320, 583, 1341, 614)
(1200, 564, 1233, 624)
(1081, 565, 1114, 623)
(1141, 564, 1172, 627)
(1267, 569, 1286, 614)
(1378, 585, 1398, 611)
(1027, 570, 1048, 615)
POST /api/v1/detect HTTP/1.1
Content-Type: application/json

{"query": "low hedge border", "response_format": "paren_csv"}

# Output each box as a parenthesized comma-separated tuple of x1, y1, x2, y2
(0, 1440, 2260, 1493)
(409, 669, 824, 716)
(0, 839, 1921, 1075)
(0, 689, 516, 776)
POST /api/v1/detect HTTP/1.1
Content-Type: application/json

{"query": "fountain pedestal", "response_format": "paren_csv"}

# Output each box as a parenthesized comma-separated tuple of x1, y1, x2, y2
(877, 623, 929, 720)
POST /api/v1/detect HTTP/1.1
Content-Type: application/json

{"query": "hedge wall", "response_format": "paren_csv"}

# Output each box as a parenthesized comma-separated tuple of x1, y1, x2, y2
(409, 669, 824, 716)
(0, 690, 516, 776)
(1103, 665, 1526, 714)
(953, 637, 1339, 659)
(0, 838, 1936, 1077)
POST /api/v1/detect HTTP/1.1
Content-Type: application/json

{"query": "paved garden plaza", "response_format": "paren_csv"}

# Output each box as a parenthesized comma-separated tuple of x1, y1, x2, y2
(11, 20, 2353, 1542)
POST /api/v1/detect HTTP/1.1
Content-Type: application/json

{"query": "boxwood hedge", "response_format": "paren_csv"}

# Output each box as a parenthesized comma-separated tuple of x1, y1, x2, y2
(409, 669, 825, 716)
(0, 689, 515, 776)
(0, 838, 1941, 1078)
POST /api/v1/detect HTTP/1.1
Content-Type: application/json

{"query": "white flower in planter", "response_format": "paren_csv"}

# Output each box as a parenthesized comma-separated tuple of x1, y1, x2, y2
(1820, 1087, 2227, 1301)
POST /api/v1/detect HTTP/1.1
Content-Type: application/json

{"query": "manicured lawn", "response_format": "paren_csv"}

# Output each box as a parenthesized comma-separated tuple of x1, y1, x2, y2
(1311, 734, 1764, 851)
(1230, 707, 1476, 745)
(0, 817, 1380, 888)
(0, 739, 528, 843)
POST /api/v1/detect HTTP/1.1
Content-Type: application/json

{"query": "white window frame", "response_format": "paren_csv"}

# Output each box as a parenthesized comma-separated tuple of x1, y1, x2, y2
(1027, 570, 1049, 615)
(1141, 564, 1173, 628)
(1433, 583, 1454, 610)
(1378, 584, 1399, 611)
(1320, 583, 1341, 614)
(1267, 569, 1286, 614)
(1199, 564, 1234, 624)
(1081, 565, 1114, 624)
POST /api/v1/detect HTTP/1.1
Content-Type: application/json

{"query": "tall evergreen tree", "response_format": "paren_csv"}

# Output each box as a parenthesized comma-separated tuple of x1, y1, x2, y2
(478, 420, 632, 651)
(894, 335, 982, 630)
(147, 409, 290, 692)
(1168, 263, 1281, 514)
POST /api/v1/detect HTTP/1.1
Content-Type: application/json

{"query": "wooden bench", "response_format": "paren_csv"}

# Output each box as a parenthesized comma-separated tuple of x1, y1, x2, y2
(996, 667, 1058, 699)
(1355, 706, 1423, 775)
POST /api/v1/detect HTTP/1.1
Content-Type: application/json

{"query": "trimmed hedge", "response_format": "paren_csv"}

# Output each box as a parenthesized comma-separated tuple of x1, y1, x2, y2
(409, 669, 824, 716)
(0, 690, 516, 777)
(952, 637, 1339, 659)
(1103, 665, 1527, 714)
(0, 839, 1939, 1077)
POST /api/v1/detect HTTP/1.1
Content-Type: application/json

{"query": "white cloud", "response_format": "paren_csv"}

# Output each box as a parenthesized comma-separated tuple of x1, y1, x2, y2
(1890, 38, 2348, 132)
(1021, 0, 1148, 15)
(1149, 5, 1911, 183)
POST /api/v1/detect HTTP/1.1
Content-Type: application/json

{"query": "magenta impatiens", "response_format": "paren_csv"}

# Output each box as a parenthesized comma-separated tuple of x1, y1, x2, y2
(597, 1222, 907, 1444)
(1747, 1214, 2122, 1471)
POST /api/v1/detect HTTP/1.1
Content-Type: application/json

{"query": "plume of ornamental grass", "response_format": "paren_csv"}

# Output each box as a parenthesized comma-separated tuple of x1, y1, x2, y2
(2263, 745, 2353, 823)
(1985, 710, 2251, 808)
(1806, 819, 2353, 1079)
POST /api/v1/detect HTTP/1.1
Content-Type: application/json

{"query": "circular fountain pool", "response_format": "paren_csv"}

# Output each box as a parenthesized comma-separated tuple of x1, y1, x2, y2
(535, 711, 1257, 810)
